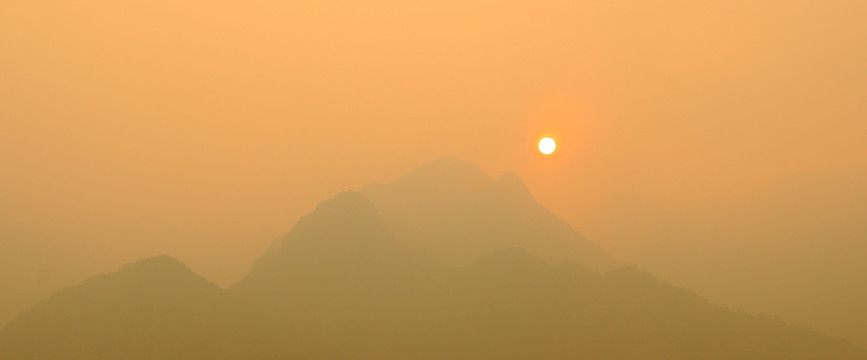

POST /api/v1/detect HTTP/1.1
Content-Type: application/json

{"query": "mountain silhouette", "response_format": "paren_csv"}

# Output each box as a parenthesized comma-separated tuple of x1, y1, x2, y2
(234, 191, 434, 304)
(361, 158, 614, 270)
(0, 256, 284, 360)
(2, 161, 866, 359)
(231, 191, 439, 358)
(228, 185, 863, 359)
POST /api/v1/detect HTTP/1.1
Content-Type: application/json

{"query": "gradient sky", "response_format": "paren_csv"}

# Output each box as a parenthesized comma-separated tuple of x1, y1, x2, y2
(1, 0, 865, 343)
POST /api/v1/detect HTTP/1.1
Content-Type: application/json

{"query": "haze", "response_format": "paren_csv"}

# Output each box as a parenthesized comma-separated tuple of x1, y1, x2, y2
(1, 0, 866, 351)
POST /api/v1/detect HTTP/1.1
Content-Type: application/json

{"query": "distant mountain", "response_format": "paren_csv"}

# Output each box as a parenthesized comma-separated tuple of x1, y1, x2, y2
(228, 189, 865, 359)
(0, 256, 283, 360)
(581, 166, 867, 348)
(420, 250, 865, 360)
(231, 191, 440, 358)
(361, 158, 614, 270)
(3, 164, 865, 359)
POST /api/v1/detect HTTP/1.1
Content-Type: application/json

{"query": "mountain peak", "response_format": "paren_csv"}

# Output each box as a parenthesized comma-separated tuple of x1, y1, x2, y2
(298, 191, 381, 234)
(118, 255, 190, 275)
(235, 191, 402, 289)
(103, 255, 220, 292)
(311, 191, 378, 219)
(392, 158, 492, 190)
(360, 159, 614, 269)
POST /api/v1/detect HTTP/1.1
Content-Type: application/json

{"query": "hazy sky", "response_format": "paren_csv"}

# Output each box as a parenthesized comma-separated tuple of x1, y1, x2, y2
(1, 0, 865, 339)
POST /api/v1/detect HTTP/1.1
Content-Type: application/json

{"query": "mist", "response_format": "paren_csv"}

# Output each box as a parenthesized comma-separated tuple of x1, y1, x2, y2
(1, 0, 866, 356)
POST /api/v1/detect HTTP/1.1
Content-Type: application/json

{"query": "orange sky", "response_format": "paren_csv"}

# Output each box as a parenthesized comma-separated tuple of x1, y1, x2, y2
(1, 0, 866, 338)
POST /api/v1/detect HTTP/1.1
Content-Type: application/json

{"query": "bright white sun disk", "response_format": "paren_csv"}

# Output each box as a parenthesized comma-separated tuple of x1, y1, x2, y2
(538, 137, 556, 155)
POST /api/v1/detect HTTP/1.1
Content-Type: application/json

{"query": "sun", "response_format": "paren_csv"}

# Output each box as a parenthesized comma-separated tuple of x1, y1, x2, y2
(538, 137, 556, 155)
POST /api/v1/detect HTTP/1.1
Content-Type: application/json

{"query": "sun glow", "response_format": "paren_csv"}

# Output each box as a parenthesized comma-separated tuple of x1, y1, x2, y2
(538, 137, 556, 155)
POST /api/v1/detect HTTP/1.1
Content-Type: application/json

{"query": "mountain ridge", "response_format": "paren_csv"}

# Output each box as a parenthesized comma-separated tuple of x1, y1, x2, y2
(361, 158, 615, 270)
(2, 160, 865, 359)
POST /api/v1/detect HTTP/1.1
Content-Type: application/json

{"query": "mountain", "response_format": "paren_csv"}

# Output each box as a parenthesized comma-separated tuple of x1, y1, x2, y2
(234, 191, 434, 302)
(227, 188, 865, 359)
(361, 158, 614, 270)
(231, 191, 439, 358)
(3, 162, 865, 359)
(0, 256, 283, 360)
(581, 166, 867, 348)
(420, 250, 865, 359)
